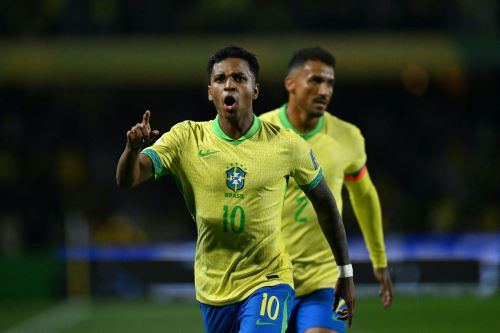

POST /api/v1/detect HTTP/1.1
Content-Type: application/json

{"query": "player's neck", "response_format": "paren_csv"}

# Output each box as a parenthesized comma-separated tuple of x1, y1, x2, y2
(218, 112, 254, 139)
(286, 103, 319, 134)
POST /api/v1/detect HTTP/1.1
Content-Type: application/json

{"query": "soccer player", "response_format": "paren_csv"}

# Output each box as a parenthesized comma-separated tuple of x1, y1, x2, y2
(260, 47, 392, 333)
(116, 46, 355, 333)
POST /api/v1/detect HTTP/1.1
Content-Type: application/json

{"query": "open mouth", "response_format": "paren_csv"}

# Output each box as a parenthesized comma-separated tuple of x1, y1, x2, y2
(224, 95, 236, 106)
(223, 95, 237, 110)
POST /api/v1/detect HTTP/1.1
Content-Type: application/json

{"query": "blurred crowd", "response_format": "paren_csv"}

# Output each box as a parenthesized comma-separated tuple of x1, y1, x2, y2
(1, 77, 498, 254)
(0, 0, 497, 36)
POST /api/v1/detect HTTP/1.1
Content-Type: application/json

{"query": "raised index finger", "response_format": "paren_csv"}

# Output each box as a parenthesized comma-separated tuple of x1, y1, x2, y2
(142, 110, 151, 125)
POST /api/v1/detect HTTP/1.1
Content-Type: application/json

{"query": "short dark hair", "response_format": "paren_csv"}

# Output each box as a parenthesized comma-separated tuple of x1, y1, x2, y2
(287, 47, 336, 73)
(207, 45, 260, 82)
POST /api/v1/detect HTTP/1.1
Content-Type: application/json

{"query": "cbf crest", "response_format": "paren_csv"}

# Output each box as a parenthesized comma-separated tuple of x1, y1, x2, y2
(226, 163, 247, 192)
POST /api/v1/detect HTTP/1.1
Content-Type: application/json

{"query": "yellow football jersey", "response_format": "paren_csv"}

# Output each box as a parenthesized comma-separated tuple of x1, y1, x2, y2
(260, 104, 369, 296)
(142, 114, 322, 305)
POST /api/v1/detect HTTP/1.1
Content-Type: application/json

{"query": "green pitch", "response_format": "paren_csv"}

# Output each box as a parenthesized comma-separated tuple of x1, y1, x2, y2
(2, 295, 499, 332)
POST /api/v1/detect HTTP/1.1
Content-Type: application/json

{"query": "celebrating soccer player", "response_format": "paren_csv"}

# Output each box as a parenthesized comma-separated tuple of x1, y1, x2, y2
(116, 46, 355, 333)
(260, 47, 392, 333)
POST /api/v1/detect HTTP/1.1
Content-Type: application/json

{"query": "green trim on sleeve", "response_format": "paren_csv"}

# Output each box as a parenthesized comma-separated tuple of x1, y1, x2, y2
(280, 292, 291, 333)
(141, 149, 168, 179)
(212, 114, 261, 145)
(299, 167, 323, 191)
(278, 104, 324, 140)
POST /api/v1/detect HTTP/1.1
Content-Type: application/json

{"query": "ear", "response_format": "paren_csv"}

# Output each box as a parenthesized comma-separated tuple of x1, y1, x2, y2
(208, 85, 213, 101)
(284, 76, 295, 93)
(252, 83, 259, 100)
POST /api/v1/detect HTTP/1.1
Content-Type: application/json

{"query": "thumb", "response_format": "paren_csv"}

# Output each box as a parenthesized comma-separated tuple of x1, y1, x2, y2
(150, 130, 160, 140)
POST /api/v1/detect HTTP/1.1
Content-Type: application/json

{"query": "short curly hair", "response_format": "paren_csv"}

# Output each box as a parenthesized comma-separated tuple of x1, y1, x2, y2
(207, 45, 260, 82)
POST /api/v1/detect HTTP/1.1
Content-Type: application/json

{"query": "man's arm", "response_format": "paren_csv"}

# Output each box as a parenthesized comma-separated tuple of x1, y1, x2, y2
(345, 170, 393, 308)
(304, 177, 356, 328)
(116, 110, 159, 188)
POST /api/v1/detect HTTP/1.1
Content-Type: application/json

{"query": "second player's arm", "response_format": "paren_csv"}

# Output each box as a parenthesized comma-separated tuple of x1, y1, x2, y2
(345, 171, 393, 307)
(304, 177, 355, 327)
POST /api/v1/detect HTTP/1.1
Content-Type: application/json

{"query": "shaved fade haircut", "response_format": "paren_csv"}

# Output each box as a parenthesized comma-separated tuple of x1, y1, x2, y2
(287, 47, 336, 74)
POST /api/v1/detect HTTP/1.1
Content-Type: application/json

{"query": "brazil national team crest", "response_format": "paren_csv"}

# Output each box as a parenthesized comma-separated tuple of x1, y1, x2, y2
(226, 163, 247, 192)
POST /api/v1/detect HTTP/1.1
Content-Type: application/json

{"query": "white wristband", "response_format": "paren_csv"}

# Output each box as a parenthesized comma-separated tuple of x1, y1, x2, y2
(338, 264, 353, 278)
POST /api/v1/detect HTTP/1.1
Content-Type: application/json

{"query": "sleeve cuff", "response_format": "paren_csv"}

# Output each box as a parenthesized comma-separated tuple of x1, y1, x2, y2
(141, 148, 167, 179)
(299, 168, 323, 191)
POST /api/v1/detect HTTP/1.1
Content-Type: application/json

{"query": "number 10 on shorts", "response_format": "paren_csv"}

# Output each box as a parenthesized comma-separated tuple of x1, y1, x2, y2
(260, 292, 280, 321)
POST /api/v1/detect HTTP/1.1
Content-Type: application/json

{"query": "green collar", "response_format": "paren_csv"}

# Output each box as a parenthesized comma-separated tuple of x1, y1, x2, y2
(278, 103, 324, 140)
(212, 113, 261, 145)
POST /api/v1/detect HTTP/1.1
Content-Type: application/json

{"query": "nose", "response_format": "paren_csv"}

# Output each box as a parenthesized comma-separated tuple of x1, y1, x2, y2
(224, 77, 236, 91)
(318, 82, 332, 97)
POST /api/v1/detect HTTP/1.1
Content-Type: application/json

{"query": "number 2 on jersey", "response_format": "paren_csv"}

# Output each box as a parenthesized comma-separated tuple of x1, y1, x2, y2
(294, 195, 309, 223)
(223, 205, 245, 233)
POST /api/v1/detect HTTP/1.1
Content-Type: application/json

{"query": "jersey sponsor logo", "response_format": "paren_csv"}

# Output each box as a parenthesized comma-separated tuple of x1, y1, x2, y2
(197, 149, 219, 157)
(310, 149, 319, 170)
(225, 163, 247, 192)
(255, 319, 275, 326)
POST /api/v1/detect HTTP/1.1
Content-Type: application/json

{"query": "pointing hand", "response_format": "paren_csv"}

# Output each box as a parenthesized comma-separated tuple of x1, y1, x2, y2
(126, 110, 160, 150)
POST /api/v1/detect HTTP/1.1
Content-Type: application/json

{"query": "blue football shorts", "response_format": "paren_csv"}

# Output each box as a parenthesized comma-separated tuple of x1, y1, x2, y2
(199, 284, 295, 333)
(287, 288, 347, 333)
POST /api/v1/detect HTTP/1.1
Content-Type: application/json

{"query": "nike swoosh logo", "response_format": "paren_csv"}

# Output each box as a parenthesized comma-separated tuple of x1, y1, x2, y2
(197, 150, 219, 157)
(255, 319, 274, 326)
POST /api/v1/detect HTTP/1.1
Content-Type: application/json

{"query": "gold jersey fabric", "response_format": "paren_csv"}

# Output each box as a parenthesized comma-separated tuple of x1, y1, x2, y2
(260, 104, 387, 296)
(142, 114, 322, 305)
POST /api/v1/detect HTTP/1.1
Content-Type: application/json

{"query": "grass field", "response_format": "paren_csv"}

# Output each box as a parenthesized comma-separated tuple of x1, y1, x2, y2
(2, 294, 499, 333)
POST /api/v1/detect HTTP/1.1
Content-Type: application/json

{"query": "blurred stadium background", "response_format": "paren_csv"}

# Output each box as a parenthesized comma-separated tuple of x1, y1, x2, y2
(0, 1, 499, 332)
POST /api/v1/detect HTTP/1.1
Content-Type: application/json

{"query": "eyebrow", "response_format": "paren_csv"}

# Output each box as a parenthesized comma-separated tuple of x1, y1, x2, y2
(213, 71, 248, 79)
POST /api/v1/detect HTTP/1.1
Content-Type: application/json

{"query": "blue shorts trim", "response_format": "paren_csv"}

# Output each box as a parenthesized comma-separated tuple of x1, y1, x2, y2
(199, 284, 295, 333)
(287, 288, 346, 333)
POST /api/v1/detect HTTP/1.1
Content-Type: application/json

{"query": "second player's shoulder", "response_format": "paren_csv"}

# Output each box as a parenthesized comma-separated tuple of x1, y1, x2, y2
(323, 112, 364, 142)
(257, 119, 310, 159)
(258, 106, 298, 142)
(258, 116, 295, 140)
(259, 108, 281, 124)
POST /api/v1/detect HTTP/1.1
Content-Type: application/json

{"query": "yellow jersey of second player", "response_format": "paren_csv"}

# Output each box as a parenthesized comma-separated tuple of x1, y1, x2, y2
(142, 114, 322, 305)
(260, 104, 366, 296)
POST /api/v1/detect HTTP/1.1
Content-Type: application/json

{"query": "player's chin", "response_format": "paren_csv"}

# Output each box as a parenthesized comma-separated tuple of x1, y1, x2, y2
(220, 107, 239, 119)
(216, 102, 235, 117)
(308, 107, 325, 117)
